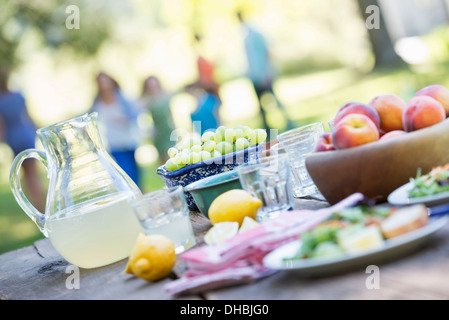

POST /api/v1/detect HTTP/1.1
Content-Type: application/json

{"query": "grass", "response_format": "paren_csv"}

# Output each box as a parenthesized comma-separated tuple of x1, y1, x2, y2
(2, 59, 449, 254)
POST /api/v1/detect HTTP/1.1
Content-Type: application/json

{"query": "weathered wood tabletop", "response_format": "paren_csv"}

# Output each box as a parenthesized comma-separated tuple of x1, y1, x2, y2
(1, 196, 449, 301)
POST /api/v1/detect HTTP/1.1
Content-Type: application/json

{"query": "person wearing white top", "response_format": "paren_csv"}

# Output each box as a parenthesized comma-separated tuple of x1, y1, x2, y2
(90, 72, 141, 188)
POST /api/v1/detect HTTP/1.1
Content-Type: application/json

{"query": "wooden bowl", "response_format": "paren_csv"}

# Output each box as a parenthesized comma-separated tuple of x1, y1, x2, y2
(305, 119, 449, 205)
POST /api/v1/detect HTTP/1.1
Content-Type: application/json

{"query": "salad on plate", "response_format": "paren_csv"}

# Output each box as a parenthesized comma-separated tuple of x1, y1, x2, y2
(408, 164, 449, 198)
(283, 203, 429, 262)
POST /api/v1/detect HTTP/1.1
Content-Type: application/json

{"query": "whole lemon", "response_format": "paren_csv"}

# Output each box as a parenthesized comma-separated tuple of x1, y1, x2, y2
(208, 189, 262, 226)
(124, 233, 176, 282)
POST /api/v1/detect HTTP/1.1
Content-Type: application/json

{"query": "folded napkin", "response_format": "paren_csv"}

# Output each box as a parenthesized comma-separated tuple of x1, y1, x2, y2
(164, 193, 365, 297)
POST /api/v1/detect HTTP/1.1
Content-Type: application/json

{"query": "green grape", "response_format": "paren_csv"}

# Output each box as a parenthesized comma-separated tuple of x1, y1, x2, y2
(190, 136, 202, 147)
(172, 153, 182, 165)
(165, 158, 178, 171)
(216, 126, 227, 140)
(243, 127, 253, 139)
(216, 141, 233, 155)
(190, 144, 202, 153)
(201, 131, 215, 142)
(179, 142, 190, 151)
(224, 128, 235, 143)
(247, 130, 257, 146)
(203, 140, 216, 152)
(214, 130, 225, 143)
(234, 128, 244, 140)
(179, 152, 189, 165)
(189, 152, 201, 164)
(235, 137, 249, 150)
(212, 150, 222, 158)
(254, 128, 267, 143)
(167, 147, 178, 158)
(177, 163, 186, 169)
(181, 137, 201, 150)
(200, 150, 211, 161)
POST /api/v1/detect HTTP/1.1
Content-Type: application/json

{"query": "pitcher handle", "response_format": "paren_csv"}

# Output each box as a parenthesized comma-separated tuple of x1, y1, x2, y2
(9, 149, 48, 236)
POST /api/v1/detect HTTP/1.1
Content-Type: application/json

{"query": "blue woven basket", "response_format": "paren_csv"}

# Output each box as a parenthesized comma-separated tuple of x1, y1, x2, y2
(157, 143, 264, 210)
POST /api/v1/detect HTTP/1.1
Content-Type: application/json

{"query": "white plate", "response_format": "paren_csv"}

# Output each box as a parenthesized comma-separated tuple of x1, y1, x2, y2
(388, 181, 449, 206)
(263, 215, 449, 277)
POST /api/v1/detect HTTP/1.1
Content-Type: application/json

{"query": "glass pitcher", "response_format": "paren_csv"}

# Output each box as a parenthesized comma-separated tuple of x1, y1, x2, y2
(10, 112, 144, 269)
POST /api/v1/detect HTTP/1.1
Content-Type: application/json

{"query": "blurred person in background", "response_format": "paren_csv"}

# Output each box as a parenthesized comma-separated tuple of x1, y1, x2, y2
(237, 11, 294, 132)
(90, 72, 141, 188)
(194, 33, 220, 98)
(0, 69, 45, 211)
(186, 83, 221, 135)
(140, 76, 175, 164)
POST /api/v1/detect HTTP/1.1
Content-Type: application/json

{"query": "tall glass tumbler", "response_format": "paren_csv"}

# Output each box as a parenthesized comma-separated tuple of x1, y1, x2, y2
(269, 142, 286, 155)
(237, 154, 291, 223)
(131, 186, 196, 254)
(278, 122, 324, 198)
(277, 122, 325, 145)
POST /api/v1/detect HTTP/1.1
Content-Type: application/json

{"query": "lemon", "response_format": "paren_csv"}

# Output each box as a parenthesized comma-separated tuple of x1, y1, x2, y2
(124, 233, 176, 282)
(208, 189, 262, 226)
(204, 221, 239, 245)
(238, 216, 259, 233)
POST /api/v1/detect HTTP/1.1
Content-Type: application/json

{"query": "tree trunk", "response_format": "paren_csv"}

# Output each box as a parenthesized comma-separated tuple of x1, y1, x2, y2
(357, 0, 406, 69)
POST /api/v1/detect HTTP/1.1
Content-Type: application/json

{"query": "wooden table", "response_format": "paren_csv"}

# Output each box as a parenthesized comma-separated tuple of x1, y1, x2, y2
(1, 196, 449, 301)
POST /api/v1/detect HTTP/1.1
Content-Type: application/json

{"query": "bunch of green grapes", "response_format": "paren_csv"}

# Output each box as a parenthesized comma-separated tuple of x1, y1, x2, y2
(164, 125, 267, 171)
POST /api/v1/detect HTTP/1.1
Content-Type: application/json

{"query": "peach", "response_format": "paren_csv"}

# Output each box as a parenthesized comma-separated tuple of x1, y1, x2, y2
(402, 96, 446, 132)
(333, 102, 381, 130)
(314, 132, 335, 152)
(414, 84, 449, 116)
(332, 113, 380, 150)
(379, 130, 407, 142)
(368, 94, 406, 133)
(337, 101, 359, 113)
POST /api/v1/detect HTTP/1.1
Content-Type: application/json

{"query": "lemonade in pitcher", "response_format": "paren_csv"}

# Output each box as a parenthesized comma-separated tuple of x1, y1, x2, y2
(46, 192, 143, 269)
(10, 113, 145, 269)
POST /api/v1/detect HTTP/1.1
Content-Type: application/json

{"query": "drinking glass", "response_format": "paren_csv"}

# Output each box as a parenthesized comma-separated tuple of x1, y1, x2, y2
(131, 186, 196, 254)
(269, 142, 286, 155)
(277, 122, 325, 145)
(279, 123, 324, 198)
(237, 154, 292, 223)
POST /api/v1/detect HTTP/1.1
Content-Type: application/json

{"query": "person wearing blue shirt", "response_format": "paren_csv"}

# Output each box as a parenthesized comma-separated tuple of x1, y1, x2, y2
(237, 11, 294, 132)
(186, 84, 221, 135)
(0, 69, 45, 211)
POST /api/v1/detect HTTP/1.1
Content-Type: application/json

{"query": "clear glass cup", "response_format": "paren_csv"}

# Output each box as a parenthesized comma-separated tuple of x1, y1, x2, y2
(131, 186, 196, 254)
(269, 142, 299, 204)
(237, 154, 292, 223)
(269, 142, 286, 155)
(277, 122, 325, 144)
(279, 124, 324, 198)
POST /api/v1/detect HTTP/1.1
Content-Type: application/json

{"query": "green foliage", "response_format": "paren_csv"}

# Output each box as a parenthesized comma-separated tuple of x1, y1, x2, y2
(0, 0, 113, 68)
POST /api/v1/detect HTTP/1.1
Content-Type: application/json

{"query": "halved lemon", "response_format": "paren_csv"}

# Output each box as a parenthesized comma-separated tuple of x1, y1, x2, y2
(204, 221, 239, 245)
(238, 216, 259, 233)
